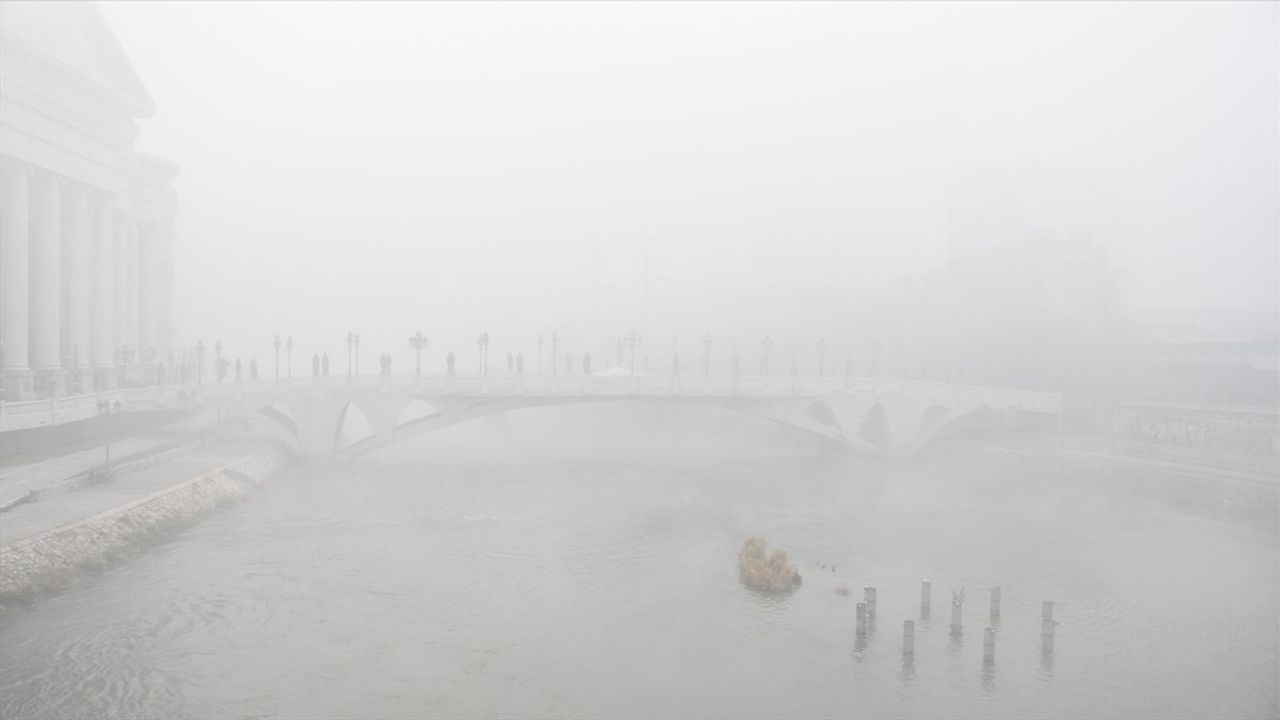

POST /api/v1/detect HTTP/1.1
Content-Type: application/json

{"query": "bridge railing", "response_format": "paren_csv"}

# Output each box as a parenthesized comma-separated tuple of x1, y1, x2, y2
(189, 372, 1062, 408)
(0, 385, 193, 433)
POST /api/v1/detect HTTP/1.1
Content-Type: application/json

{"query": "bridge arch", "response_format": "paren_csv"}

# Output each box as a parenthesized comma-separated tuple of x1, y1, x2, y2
(258, 402, 300, 441)
(333, 401, 376, 452)
(344, 394, 874, 461)
(859, 403, 889, 454)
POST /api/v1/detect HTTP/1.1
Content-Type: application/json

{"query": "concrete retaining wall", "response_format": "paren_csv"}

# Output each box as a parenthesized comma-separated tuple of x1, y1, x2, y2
(0, 444, 293, 610)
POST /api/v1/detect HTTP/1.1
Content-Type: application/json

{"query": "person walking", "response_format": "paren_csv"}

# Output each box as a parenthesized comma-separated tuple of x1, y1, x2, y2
(249, 357, 258, 380)
(312, 352, 320, 376)
(507, 352, 514, 374)
(235, 357, 243, 381)
(446, 351, 455, 374)
(583, 352, 592, 376)
(321, 352, 329, 376)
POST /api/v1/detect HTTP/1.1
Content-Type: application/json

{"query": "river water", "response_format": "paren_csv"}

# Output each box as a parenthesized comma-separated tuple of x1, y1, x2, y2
(2, 404, 1277, 719)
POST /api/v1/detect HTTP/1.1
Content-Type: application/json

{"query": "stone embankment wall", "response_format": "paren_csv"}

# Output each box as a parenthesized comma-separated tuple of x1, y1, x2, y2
(0, 444, 293, 609)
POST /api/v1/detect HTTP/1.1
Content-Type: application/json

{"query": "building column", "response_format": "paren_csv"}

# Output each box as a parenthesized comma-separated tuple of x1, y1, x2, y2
(113, 214, 129, 365)
(125, 220, 139, 357)
(29, 171, 61, 376)
(156, 222, 175, 362)
(0, 161, 31, 391)
(138, 223, 159, 357)
(62, 184, 91, 381)
(90, 194, 115, 373)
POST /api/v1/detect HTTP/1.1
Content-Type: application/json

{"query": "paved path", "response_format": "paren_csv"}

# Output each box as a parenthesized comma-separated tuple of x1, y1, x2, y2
(0, 410, 224, 509)
(0, 434, 277, 547)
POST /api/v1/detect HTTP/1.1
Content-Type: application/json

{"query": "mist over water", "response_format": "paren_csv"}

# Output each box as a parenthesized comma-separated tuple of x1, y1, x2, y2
(1, 2, 1276, 718)
(3, 407, 1275, 719)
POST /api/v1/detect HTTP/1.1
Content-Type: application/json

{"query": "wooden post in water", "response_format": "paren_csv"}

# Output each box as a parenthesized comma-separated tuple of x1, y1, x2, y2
(903, 620, 915, 657)
(990, 586, 1001, 622)
(983, 626, 996, 664)
(1041, 601, 1056, 653)
(920, 579, 931, 619)
(864, 586, 877, 625)
(856, 602, 868, 637)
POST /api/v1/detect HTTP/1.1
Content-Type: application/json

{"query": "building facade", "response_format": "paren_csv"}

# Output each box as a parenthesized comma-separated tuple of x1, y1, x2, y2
(0, 2, 177, 399)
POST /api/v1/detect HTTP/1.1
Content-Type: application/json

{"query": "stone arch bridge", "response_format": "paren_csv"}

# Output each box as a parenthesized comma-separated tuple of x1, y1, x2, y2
(200, 374, 1062, 462)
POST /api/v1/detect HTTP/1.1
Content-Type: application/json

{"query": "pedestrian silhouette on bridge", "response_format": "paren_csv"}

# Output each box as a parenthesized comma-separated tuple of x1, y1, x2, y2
(517, 353, 524, 374)
(446, 351, 455, 374)
(507, 352, 514, 374)
(235, 357, 242, 381)
(583, 352, 592, 376)
(312, 353, 320, 376)
(321, 352, 329, 376)
(249, 357, 258, 380)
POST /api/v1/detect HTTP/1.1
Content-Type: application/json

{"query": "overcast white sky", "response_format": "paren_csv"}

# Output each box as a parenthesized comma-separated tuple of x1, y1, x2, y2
(98, 0, 1277, 366)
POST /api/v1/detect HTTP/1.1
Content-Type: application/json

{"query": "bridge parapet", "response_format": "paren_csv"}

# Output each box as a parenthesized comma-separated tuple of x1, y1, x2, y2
(190, 373, 1061, 461)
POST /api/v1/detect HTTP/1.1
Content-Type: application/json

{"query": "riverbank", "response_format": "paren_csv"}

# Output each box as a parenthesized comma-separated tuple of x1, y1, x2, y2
(0, 439, 293, 610)
(946, 432, 1279, 533)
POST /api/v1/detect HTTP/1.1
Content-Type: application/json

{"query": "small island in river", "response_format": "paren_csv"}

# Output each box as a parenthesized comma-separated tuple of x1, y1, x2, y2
(738, 536, 803, 593)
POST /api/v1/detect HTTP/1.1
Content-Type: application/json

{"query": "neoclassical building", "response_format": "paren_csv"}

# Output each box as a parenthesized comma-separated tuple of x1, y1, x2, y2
(0, 2, 177, 399)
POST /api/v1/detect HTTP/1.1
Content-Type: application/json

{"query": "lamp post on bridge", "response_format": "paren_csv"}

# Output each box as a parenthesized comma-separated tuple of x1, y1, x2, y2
(816, 337, 830, 379)
(287, 336, 294, 379)
(273, 334, 281, 382)
(409, 332, 429, 381)
(346, 332, 354, 377)
(196, 339, 206, 386)
(141, 346, 157, 387)
(703, 333, 712, 378)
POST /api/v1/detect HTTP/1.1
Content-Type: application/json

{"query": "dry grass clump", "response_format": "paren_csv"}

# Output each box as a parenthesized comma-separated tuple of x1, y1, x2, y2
(738, 536, 802, 593)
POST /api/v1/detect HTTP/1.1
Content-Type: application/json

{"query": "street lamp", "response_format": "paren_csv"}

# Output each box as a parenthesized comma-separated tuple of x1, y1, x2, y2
(141, 346, 157, 386)
(762, 336, 773, 377)
(346, 332, 354, 376)
(273, 334, 281, 381)
(703, 333, 712, 378)
(196, 339, 206, 385)
(97, 399, 117, 468)
(816, 338, 829, 379)
(408, 332, 429, 380)
(287, 336, 294, 378)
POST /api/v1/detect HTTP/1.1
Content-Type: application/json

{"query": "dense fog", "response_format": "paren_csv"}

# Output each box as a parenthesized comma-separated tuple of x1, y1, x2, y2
(92, 1, 1278, 374)
(1, 3, 1277, 719)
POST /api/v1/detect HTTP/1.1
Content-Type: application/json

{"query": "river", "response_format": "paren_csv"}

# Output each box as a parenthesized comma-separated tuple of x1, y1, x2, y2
(2, 404, 1276, 719)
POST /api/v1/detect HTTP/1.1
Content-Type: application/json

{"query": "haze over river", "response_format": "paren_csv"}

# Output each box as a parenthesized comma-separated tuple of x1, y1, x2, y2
(2, 405, 1276, 719)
